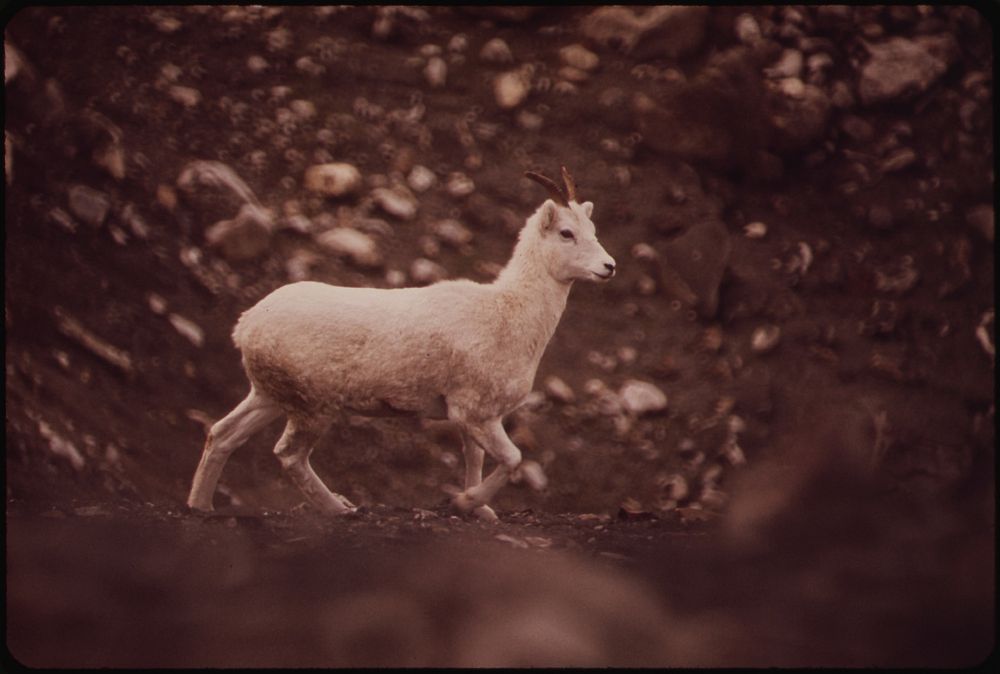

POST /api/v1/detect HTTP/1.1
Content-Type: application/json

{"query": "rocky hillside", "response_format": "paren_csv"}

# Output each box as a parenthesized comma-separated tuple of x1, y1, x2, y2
(5, 5, 994, 517)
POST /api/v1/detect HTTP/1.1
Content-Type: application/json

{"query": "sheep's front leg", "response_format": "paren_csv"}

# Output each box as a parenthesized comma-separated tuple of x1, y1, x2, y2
(459, 428, 498, 522)
(273, 417, 356, 515)
(452, 419, 547, 513)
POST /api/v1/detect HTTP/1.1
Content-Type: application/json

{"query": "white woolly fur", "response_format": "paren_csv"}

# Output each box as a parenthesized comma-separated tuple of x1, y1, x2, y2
(188, 195, 616, 521)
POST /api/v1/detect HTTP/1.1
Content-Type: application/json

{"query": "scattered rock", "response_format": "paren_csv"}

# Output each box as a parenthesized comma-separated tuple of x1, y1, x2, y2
(168, 85, 201, 108)
(177, 160, 262, 208)
(204, 203, 274, 262)
(431, 219, 473, 247)
(445, 172, 475, 198)
(479, 38, 513, 64)
(879, 147, 917, 173)
(407, 165, 437, 193)
(618, 379, 668, 416)
(67, 185, 110, 227)
(38, 419, 85, 470)
(965, 204, 994, 242)
(733, 13, 762, 45)
(765, 49, 803, 79)
(744, 222, 767, 239)
(751, 324, 781, 354)
(54, 307, 133, 375)
(768, 81, 831, 153)
(410, 257, 447, 285)
(423, 56, 447, 88)
(544, 376, 576, 404)
(372, 186, 418, 220)
(559, 44, 599, 71)
(289, 99, 317, 121)
(840, 115, 874, 142)
(316, 227, 382, 268)
(581, 5, 708, 60)
(857, 35, 957, 106)
(494, 68, 531, 109)
(304, 163, 363, 198)
(168, 314, 205, 348)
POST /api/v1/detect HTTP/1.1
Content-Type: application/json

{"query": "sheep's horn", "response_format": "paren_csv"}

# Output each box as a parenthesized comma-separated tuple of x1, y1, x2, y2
(524, 171, 568, 206)
(560, 166, 578, 203)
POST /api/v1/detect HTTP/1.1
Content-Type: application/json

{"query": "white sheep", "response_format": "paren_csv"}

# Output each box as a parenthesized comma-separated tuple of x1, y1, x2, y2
(187, 167, 616, 521)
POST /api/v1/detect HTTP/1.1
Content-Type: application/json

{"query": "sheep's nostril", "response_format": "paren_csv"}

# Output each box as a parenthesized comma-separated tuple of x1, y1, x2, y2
(604, 262, 616, 272)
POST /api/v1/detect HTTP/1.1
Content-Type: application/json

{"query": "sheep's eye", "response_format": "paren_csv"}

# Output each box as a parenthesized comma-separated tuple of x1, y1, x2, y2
(559, 229, 575, 240)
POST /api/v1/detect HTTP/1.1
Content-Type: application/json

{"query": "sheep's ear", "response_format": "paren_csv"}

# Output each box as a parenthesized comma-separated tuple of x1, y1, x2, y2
(581, 201, 594, 218)
(538, 199, 557, 232)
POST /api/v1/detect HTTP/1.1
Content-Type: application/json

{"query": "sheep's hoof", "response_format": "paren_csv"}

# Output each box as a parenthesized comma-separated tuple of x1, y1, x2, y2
(474, 505, 499, 523)
(450, 490, 479, 513)
(512, 460, 548, 491)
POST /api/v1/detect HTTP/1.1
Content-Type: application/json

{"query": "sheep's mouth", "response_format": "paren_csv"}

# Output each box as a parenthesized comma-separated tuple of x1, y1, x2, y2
(593, 270, 615, 280)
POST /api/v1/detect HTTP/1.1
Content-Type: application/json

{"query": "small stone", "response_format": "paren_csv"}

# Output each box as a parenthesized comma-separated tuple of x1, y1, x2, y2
(660, 474, 689, 501)
(751, 324, 781, 353)
(765, 49, 804, 79)
(204, 203, 274, 262)
(304, 163, 363, 198)
(67, 185, 110, 227)
(734, 13, 762, 45)
(445, 172, 475, 198)
(619, 379, 668, 416)
(247, 55, 269, 73)
(289, 99, 317, 121)
(407, 165, 436, 193)
(431, 219, 473, 247)
(494, 68, 531, 109)
(385, 269, 407, 287)
(168, 313, 204, 347)
(147, 293, 168, 315)
(840, 115, 874, 142)
(559, 44, 599, 71)
(516, 110, 544, 131)
(372, 186, 418, 220)
(410, 257, 447, 284)
(544, 375, 576, 404)
(744, 221, 768, 239)
(316, 227, 382, 268)
(965, 204, 994, 242)
(168, 85, 201, 108)
(557, 66, 590, 84)
(423, 56, 447, 88)
(880, 147, 917, 173)
(777, 76, 806, 98)
(295, 56, 325, 76)
(479, 38, 513, 64)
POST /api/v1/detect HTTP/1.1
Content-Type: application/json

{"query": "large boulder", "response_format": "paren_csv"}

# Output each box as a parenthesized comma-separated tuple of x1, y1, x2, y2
(581, 6, 708, 60)
(857, 35, 958, 105)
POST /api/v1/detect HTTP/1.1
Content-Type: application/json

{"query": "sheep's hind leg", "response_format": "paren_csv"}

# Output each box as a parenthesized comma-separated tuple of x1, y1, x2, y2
(459, 428, 498, 522)
(274, 417, 356, 515)
(452, 419, 547, 513)
(187, 388, 282, 512)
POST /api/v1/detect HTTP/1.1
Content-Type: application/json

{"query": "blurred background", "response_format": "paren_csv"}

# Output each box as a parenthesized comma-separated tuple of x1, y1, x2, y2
(4, 5, 994, 667)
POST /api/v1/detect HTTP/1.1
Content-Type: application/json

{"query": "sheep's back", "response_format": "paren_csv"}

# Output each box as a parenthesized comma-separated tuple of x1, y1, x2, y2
(230, 281, 495, 415)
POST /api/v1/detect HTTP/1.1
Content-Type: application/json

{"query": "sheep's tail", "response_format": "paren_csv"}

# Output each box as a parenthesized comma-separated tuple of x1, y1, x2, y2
(231, 309, 251, 350)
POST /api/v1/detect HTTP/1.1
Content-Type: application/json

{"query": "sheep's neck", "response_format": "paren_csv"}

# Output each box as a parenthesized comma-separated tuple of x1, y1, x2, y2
(494, 231, 571, 367)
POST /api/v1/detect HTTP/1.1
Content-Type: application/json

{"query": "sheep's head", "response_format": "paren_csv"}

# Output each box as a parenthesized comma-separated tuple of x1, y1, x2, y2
(525, 167, 617, 284)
